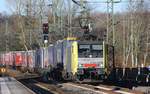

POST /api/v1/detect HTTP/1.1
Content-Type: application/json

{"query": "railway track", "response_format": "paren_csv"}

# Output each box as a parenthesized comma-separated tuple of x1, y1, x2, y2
(19, 78, 143, 94)
(70, 82, 143, 94)
(19, 78, 66, 94)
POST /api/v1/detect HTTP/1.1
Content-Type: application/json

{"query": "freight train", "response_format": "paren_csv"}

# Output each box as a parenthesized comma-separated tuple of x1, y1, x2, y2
(0, 37, 150, 84)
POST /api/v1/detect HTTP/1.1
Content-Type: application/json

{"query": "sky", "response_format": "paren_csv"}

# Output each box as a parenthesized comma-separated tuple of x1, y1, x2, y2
(0, 0, 135, 14)
(0, 0, 9, 13)
(87, 0, 127, 11)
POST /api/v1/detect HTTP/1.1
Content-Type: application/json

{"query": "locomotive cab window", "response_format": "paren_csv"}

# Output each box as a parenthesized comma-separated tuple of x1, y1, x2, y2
(79, 45, 90, 50)
(78, 44, 103, 58)
(92, 45, 103, 50)
(78, 44, 90, 58)
(78, 44, 90, 53)
(91, 44, 103, 58)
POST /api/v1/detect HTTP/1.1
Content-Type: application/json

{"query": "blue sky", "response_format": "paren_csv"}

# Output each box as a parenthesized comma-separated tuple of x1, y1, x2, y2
(88, 1, 128, 13)
(0, 0, 9, 13)
(0, 0, 128, 14)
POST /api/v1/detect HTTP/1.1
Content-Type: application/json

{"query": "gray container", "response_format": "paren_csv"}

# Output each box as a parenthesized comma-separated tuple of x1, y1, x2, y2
(48, 45, 55, 68)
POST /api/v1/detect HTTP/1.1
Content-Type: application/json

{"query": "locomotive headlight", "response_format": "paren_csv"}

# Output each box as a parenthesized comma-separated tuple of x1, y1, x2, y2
(79, 64, 83, 67)
(100, 63, 104, 67)
(89, 55, 92, 58)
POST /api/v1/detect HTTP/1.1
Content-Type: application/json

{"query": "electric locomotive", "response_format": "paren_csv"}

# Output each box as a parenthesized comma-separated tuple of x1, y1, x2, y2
(51, 37, 114, 81)
(77, 41, 115, 81)
(77, 41, 105, 80)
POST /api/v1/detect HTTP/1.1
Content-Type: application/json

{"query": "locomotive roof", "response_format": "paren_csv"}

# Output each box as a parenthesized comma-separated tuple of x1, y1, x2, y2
(77, 41, 104, 45)
(55, 38, 104, 45)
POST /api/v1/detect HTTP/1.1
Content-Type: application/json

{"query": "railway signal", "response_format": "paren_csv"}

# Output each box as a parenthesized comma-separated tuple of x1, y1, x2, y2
(42, 23, 49, 45)
(43, 35, 48, 44)
(43, 23, 49, 34)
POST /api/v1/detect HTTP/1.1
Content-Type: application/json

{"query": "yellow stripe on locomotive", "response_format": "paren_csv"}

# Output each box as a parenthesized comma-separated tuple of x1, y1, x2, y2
(71, 41, 78, 75)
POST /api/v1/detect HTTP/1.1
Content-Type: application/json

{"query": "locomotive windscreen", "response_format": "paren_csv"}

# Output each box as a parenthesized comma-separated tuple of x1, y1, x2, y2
(78, 44, 103, 58)
(78, 42, 104, 68)
(91, 44, 103, 58)
(78, 44, 90, 57)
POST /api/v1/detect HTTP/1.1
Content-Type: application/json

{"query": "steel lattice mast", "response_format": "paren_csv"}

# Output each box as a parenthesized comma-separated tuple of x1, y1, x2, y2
(107, 0, 121, 46)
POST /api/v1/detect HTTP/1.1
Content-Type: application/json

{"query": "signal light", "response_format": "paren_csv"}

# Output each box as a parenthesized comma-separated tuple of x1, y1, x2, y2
(44, 35, 48, 40)
(43, 23, 49, 34)
(42, 23, 49, 44)
(43, 35, 48, 44)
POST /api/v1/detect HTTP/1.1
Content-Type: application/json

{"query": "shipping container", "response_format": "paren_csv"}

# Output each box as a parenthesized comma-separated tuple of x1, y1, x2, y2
(3, 52, 13, 66)
(9, 52, 14, 66)
(1, 53, 5, 65)
(43, 48, 49, 68)
(35, 48, 44, 69)
(22, 51, 27, 67)
(0, 53, 3, 65)
(48, 44, 54, 68)
(27, 50, 35, 68)
(14, 51, 24, 67)
(55, 41, 63, 66)
(27, 50, 35, 72)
